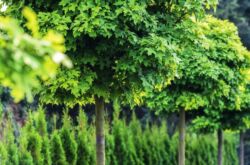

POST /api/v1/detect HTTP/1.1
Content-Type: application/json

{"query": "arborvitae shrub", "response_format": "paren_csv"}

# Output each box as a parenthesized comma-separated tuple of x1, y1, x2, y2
(186, 133, 239, 165)
(26, 131, 43, 165)
(106, 127, 117, 165)
(186, 134, 217, 165)
(20, 110, 43, 165)
(77, 128, 96, 165)
(149, 124, 165, 164)
(0, 108, 240, 165)
(50, 132, 67, 165)
(153, 123, 170, 165)
(4, 120, 19, 165)
(128, 113, 144, 165)
(60, 113, 77, 165)
(35, 107, 48, 136)
(0, 142, 8, 165)
(19, 150, 34, 165)
(122, 120, 138, 165)
(76, 110, 95, 165)
(161, 123, 178, 165)
(223, 133, 239, 165)
(33, 108, 52, 165)
(41, 137, 52, 165)
(105, 100, 119, 165)
(112, 117, 138, 165)
(19, 127, 33, 165)
(7, 143, 19, 165)
(142, 123, 155, 165)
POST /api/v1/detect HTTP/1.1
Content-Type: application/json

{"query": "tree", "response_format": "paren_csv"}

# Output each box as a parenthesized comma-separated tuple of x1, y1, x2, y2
(192, 85, 250, 165)
(146, 15, 250, 165)
(4, 1, 175, 164)
(50, 131, 67, 165)
(5, 1, 219, 164)
(60, 112, 78, 165)
(0, 7, 71, 102)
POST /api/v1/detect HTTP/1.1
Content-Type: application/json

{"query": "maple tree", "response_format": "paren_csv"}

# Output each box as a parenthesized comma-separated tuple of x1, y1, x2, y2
(146, 15, 250, 165)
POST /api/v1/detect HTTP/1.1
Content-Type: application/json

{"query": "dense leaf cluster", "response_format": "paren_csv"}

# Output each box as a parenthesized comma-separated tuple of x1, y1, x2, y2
(4, 0, 218, 107)
(146, 16, 250, 116)
(0, 8, 71, 102)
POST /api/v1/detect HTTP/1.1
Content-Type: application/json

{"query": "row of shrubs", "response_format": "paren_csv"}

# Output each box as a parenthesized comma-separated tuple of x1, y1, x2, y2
(0, 107, 238, 165)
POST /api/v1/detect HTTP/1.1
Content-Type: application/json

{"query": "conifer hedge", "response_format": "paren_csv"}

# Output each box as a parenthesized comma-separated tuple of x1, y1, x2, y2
(0, 109, 238, 165)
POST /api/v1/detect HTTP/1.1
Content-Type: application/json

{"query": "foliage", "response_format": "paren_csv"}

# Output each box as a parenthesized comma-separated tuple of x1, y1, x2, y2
(4, 0, 217, 108)
(190, 80, 250, 134)
(0, 7, 71, 102)
(76, 110, 95, 165)
(26, 131, 43, 165)
(41, 137, 51, 165)
(223, 133, 239, 165)
(60, 112, 77, 165)
(186, 134, 217, 165)
(215, 0, 250, 49)
(145, 15, 250, 135)
(19, 150, 33, 165)
(0, 2, 247, 165)
(50, 131, 67, 165)
(185, 132, 239, 165)
(0, 142, 8, 164)
(0, 108, 239, 165)
(3, 120, 19, 165)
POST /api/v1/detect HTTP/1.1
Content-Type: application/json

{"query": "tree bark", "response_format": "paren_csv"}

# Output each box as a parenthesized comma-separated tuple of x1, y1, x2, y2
(95, 96, 105, 165)
(218, 129, 223, 165)
(240, 131, 245, 165)
(178, 109, 185, 165)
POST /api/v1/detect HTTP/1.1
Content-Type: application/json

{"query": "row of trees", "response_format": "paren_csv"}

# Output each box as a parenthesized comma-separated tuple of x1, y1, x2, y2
(1, 0, 250, 165)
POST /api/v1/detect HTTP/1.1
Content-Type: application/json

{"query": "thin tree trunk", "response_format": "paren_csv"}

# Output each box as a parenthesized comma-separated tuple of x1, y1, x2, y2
(178, 109, 185, 165)
(95, 96, 105, 165)
(240, 131, 245, 165)
(218, 129, 223, 165)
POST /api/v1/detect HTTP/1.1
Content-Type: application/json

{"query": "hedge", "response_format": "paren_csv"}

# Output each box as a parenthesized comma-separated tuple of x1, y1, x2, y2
(0, 109, 238, 165)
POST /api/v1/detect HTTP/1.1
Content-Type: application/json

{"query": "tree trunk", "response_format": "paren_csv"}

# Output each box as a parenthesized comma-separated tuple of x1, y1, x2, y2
(240, 131, 245, 165)
(178, 109, 185, 165)
(218, 129, 223, 165)
(95, 96, 105, 165)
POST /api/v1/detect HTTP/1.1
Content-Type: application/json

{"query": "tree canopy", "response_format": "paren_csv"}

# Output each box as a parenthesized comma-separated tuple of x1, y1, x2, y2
(3, 0, 218, 107)
(146, 15, 250, 114)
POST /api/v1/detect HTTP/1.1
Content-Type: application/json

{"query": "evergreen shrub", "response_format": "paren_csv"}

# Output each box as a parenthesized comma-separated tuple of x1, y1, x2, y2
(0, 109, 239, 165)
